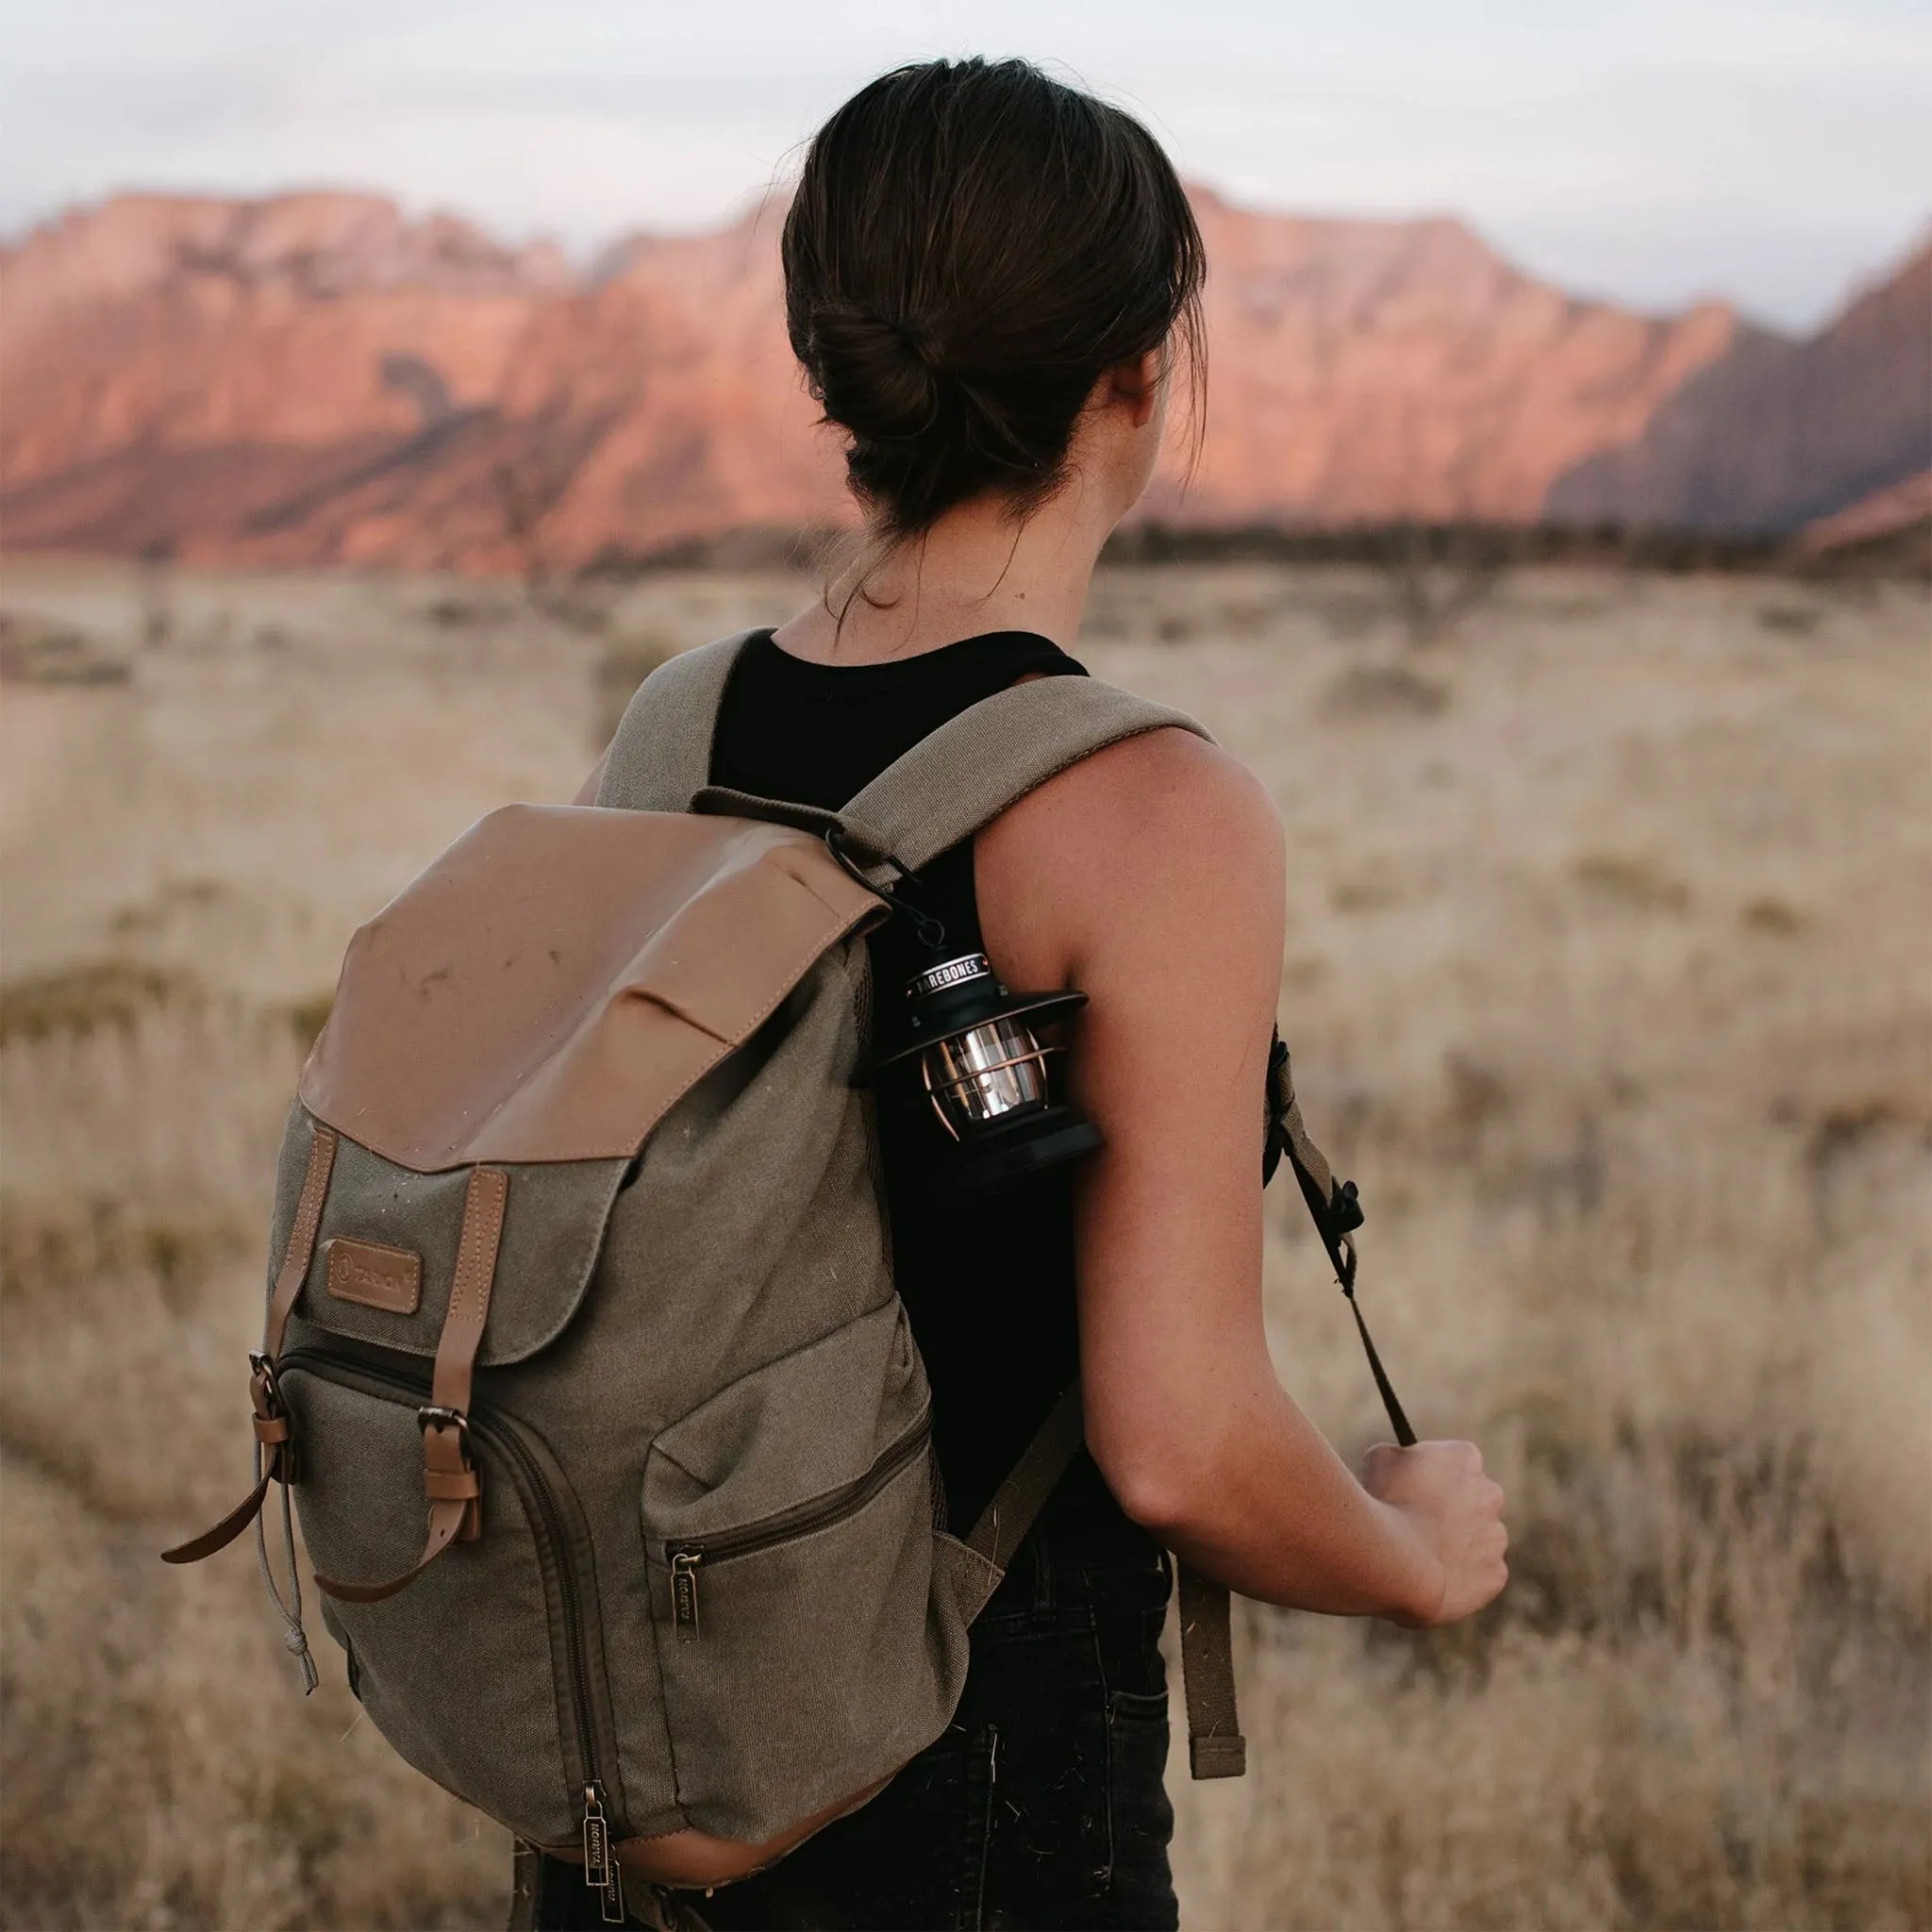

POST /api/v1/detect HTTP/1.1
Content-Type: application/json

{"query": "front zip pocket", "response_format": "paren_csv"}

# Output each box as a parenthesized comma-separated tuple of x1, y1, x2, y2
(639, 1298, 961, 1840)
(280, 1343, 625, 1852)
(662, 1410, 932, 1642)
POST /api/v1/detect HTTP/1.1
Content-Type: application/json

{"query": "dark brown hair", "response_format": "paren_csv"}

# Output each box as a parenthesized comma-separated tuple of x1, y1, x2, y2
(783, 58, 1206, 540)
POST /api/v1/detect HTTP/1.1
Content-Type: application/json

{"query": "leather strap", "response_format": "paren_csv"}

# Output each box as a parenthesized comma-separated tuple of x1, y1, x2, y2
(314, 1467, 479, 1605)
(316, 1165, 509, 1604)
(160, 1465, 277, 1565)
(264, 1124, 339, 1361)
(430, 1167, 511, 1463)
(161, 1125, 339, 1565)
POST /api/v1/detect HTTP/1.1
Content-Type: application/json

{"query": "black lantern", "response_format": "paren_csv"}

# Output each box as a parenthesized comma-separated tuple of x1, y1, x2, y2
(874, 951, 1103, 1191)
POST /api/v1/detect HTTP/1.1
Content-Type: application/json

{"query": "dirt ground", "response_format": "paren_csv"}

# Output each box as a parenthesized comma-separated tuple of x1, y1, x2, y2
(2, 554, 1926, 1930)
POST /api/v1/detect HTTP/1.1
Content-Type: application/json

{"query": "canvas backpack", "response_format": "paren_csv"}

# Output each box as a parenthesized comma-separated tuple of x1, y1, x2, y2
(164, 630, 1399, 1916)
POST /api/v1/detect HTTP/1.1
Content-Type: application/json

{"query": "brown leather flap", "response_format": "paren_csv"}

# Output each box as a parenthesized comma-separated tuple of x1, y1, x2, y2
(299, 806, 883, 1174)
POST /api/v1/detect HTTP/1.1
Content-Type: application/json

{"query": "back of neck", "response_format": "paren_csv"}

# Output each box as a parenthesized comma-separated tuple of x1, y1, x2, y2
(773, 487, 1108, 665)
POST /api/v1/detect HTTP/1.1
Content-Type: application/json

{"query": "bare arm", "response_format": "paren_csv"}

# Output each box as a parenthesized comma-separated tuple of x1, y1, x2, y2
(977, 728, 1506, 1624)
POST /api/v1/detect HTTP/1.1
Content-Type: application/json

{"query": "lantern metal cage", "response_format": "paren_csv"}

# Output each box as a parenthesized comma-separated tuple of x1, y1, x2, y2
(874, 952, 1103, 1191)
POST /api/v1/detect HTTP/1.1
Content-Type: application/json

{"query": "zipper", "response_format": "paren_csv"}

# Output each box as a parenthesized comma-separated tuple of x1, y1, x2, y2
(664, 1409, 932, 1642)
(579, 1779, 625, 1924)
(278, 1343, 621, 1893)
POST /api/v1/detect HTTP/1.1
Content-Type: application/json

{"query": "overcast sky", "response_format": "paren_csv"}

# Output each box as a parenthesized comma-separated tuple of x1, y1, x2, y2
(4, 0, 1926, 333)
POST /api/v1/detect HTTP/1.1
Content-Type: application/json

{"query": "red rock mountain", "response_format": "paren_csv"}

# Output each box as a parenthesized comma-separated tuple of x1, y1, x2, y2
(0, 189, 1920, 568)
(1546, 238, 1932, 532)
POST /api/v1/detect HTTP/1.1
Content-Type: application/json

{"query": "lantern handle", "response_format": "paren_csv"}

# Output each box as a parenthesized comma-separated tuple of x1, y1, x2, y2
(824, 827, 948, 952)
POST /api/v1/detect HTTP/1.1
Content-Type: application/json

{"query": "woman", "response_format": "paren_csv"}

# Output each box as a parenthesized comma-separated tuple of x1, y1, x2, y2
(542, 56, 1507, 1931)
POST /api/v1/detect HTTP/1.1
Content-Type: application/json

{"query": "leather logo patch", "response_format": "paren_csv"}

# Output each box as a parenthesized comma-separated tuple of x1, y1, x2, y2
(325, 1237, 422, 1315)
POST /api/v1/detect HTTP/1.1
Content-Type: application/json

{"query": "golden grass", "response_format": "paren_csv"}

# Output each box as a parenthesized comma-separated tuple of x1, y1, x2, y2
(1, 557, 1925, 1929)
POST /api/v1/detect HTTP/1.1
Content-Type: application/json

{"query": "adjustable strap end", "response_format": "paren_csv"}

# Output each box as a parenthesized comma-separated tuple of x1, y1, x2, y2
(1175, 1558, 1247, 1782)
(159, 1469, 275, 1564)
(1188, 1734, 1247, 1780)
(313, 1492, 472, 1604)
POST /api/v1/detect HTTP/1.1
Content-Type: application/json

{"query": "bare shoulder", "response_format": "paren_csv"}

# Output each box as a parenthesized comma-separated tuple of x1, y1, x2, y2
(984, 724, 1282, 887)
(977, 724, 1284, 981)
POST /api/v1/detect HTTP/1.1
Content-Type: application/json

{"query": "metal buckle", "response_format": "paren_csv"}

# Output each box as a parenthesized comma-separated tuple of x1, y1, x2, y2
(416, 1405, 473, 1461)
(1329, 1177, 1365, 1235)
(248, 1350, 282, 1410)
(248, 1351, 300, 1481)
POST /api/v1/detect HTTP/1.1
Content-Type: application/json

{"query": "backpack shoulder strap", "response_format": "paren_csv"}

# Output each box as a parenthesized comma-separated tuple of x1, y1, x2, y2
(597, 641, 1206, 851)
(594, 631, 754, 812)
(961, 1385, 1247, 1781)
(839, 675, 1209, 873)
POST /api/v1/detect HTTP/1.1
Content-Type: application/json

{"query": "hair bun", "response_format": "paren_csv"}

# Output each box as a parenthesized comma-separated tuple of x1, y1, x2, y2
(804, 301, 944, 445)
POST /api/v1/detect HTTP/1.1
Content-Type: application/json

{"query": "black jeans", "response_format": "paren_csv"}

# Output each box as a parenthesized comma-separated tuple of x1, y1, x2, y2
(531, 1532, 1177, 1931)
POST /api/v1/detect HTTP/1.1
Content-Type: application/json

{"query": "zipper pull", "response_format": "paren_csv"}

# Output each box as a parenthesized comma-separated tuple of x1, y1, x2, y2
(581, 1783, 625, 1923)
(581, 1782, 612, 1890)
(670, 1550, 703, 1641)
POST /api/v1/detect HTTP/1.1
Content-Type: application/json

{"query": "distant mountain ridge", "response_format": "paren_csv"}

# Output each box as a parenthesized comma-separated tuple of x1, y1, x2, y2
(1, 189, 1924, 570)
(1548, 239, 1931, 533)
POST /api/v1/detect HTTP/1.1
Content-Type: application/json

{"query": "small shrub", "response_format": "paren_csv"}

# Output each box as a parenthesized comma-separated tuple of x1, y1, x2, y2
(0, 961, 200, 1046)
(0, 610, 130, 686)
(1741, 895, 1806, 935)
(1330, 867, 1404, 914)
(1323, 663, 1452, 719)
(1573, 852, 1691, 913)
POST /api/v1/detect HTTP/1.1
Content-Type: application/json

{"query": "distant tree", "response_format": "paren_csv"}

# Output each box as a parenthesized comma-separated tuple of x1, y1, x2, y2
(1381, 522, 1514, 650)
(491, 427, 622, 633)
(139, 539, 175, 649)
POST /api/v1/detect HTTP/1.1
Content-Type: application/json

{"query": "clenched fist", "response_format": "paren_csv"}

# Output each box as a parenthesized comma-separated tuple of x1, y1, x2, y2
(1362, 1439, 1509, 1626)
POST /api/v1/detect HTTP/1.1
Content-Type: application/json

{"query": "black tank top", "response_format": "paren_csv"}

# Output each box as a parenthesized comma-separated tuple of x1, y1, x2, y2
(710, 628, 1146, 1553)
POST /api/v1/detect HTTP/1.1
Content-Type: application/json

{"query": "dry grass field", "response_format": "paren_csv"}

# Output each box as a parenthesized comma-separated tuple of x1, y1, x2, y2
(1, 553, 1926, 1931)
